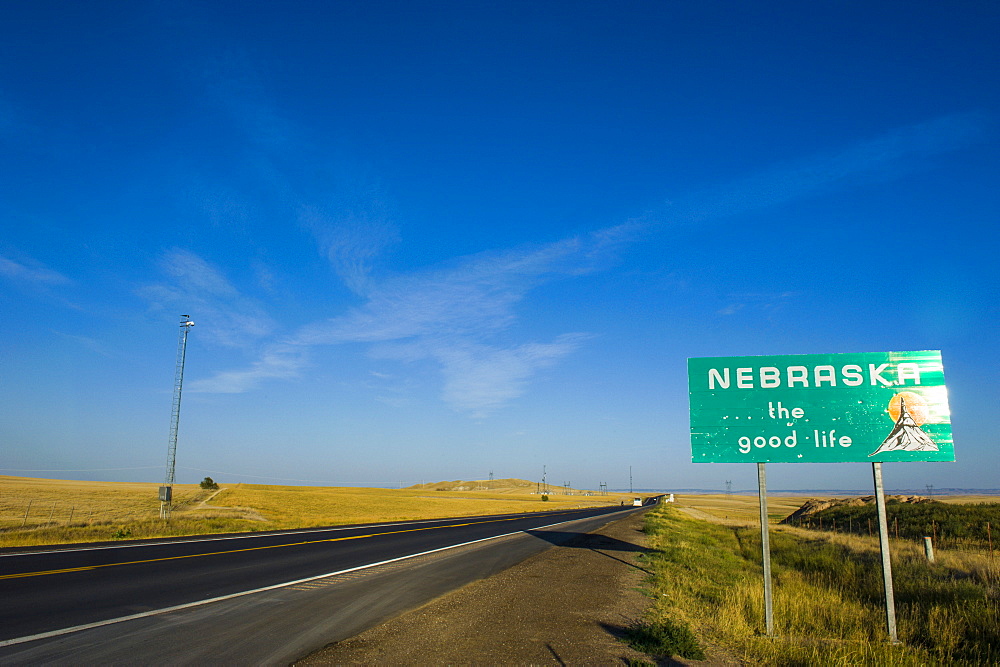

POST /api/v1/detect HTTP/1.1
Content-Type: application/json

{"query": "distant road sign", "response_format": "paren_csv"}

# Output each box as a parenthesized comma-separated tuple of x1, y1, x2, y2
(688, 351, 953, 463)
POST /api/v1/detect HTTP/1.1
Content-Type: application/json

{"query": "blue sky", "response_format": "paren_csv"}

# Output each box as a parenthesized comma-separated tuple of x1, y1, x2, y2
(2, 1, 997, 492)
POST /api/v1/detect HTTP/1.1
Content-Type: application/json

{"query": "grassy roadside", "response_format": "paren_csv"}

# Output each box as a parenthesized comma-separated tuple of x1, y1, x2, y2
(0, 476, 631, 548)
(633, 504, 1000, 665)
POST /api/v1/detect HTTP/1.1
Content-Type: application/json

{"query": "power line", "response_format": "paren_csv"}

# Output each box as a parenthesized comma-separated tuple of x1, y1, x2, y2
(0, 466, 160, 472)
(178, 467, 367, 485)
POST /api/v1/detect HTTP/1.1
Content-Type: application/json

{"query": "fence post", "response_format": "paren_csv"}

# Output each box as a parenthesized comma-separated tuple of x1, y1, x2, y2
(923, 536, 935, 563)
(47, 502, 56, 525)
(21, 500, 33, 527)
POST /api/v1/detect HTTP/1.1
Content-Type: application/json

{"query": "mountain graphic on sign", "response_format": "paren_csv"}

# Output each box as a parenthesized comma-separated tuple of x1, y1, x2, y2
(870, 395, 938, 456)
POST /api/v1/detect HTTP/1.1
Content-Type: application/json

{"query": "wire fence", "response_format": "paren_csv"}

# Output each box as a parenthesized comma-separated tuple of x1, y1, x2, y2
(0, 500, 163, 530)
(784, 515, 997, 558)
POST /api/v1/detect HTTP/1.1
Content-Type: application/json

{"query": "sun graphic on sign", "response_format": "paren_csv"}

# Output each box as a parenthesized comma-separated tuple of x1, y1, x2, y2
(887, 391, 929, 425)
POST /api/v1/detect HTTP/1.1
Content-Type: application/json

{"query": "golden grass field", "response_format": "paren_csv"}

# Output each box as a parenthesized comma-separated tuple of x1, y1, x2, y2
(0, 475, 639, 548)
(4, 475, 989, 550)
(673, 493, 808, 523)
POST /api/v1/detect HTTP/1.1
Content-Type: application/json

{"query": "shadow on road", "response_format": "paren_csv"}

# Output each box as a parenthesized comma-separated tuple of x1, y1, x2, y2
(525, 529, 653, 574)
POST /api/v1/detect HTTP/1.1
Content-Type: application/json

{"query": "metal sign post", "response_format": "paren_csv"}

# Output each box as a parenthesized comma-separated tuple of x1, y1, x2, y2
(757, 462, 774, 636)
(872, 462, 899, 643)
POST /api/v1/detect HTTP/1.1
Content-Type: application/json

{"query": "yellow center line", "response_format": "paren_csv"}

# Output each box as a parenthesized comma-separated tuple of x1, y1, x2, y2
(1, 511, 581, 581)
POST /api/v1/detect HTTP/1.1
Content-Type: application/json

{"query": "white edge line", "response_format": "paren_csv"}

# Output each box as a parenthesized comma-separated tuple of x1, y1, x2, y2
(0, 512, 608, 649)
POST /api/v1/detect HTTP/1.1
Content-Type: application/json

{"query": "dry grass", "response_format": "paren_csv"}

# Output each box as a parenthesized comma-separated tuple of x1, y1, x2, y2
(934, 495, 1000, 505)
(641, 504, 1000, 665)
(210, 483, 625, 528)
(675, 493, 815, 524)
(0, 475, 204, 525)
(0, 475, 634, 548)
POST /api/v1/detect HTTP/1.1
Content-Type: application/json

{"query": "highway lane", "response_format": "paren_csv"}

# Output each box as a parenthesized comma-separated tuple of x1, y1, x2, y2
(0, 506, 650, 664)
(0, 504, 636, 646)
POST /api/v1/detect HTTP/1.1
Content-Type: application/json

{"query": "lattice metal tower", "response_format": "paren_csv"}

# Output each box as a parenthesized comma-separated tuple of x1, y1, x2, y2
(160, 316, 195, 519)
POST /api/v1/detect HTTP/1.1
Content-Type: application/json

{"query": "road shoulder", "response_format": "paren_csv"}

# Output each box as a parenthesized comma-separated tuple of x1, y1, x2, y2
(297, 510, 656, 665)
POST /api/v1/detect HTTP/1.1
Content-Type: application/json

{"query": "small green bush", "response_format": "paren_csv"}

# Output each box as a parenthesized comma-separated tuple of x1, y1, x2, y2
(624, 618, 705, 660)
(541, 494, 549, 501)
(112, 526, 132, 540)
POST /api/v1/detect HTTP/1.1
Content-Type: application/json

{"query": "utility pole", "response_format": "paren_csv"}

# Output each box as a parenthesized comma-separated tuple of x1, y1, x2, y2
(725, 480, 733, 496)
(629, 466, 633, 494)
(160, 316, 194, 520)
(542, 465, 547, 494)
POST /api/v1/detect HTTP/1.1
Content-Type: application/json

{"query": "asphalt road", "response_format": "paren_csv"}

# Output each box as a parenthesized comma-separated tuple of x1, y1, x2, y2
(0, 503, 649, 663)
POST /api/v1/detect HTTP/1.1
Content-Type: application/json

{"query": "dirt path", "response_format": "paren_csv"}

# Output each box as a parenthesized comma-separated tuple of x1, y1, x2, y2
(296, 511, 667, 666)
(181, 487, 269, 522)
(196, 488, 224, 507)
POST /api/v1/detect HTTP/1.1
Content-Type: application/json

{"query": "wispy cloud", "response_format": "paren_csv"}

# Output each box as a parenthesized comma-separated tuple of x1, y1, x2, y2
(294, 236, 592, 346)
(289, 224, 630, 414)
(676, 112, 988, 222)
(0, 255, 71, 286)
(717, 291, 799, 317)
(301, 203, 399, 296)
(365, 334, 591, 416)
(193, 220, 636, 413)
(431, 336, 590, 417)
(139, 249, 276, 349)
(187, 343, 306, 393)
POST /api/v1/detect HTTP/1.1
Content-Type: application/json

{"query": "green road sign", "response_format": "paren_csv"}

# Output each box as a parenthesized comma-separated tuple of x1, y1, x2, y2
(689, 351, 954, 463)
